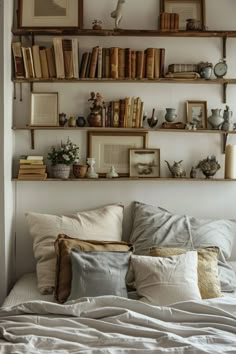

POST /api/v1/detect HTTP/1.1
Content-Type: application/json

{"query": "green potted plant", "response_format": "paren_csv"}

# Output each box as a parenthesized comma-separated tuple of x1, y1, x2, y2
(47, 138, 79, 179)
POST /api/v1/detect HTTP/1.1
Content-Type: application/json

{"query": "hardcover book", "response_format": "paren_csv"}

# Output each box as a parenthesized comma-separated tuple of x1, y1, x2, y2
(89, 46, 99, 79)
(53, 37, 65, 79)
(12, 42, 25, 78)
(32, 45, 42, 79)
(110, 47, 119, 79)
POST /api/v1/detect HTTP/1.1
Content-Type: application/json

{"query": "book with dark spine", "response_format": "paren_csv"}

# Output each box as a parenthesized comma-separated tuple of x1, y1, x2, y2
(146, 48, 155, 79)
(80, 52, 89, 78)
(89, 46, 99, 78)
(62, 39, 73, 78)
(12, 42, 25, 78)
(136, 50, 144, 79)
(125, 48, 131, 78)
(131, 50, 137, 79)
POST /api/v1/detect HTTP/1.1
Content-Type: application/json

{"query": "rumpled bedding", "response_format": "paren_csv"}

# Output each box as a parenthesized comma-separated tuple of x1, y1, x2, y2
(0, 296, 236, 353)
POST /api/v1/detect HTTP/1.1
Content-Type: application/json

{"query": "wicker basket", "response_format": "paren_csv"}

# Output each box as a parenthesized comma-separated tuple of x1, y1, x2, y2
(52, 164, 71, 179)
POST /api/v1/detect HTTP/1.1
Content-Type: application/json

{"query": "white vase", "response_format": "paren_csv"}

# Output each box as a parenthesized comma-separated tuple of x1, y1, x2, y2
(52, 164, 71, 179)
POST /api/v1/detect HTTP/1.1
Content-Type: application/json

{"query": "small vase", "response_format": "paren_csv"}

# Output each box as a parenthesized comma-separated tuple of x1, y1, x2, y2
(87, 110, 102, 127)
(73, 164, 88, 178)
(165, 108, 177, 122)
(208, 109, 224, 130)
(52, 164, 71, 179)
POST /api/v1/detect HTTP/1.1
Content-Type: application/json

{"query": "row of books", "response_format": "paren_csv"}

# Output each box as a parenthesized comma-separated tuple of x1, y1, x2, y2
(12, 40, 165, 80)
(12, 38, 79, 79)
(102, 97, 144, 128)
(160, 12, 179, 31)
(80, 46, 165, 80)
(18, 155, 47, 180)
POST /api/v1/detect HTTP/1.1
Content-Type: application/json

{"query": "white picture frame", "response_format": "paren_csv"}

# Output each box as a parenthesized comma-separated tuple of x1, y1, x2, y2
(30, 92, 59, 126)
(129, 149, 160, 178)
(18, 0, 83, 29)
(87, 131, 148, 176)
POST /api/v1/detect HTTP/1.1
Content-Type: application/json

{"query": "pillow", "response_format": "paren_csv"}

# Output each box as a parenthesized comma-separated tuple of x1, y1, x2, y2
(150, 247, 222, 299)
(68, 250, 131, 301)
(55, 234, 132, 303)
(129, 201, 236, 292)
(26, 204, 124, 294)
(131, 251, 201, 306)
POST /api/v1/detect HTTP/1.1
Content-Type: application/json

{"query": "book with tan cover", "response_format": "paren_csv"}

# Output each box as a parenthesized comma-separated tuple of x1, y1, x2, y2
(18, 167, 46, 175)
(72, 38, 79, 78)
(110, 47, 119, 79)
(39, 47, 49, 78)
(154, 48, 160, 79)
(89, 46, 99, 78)
(118, 48, 125, 79)
(53, 37, 65, 79)
(136, 50, 144, 79)
(105, 48, 110, 78)
(131, 50, 137, 79)
(32, 45, 42, 78)
(146, 48, 155, 79)
(97, 46, 103, 79)
(125, 48, 131, 78)
(18, 173, 47, 180)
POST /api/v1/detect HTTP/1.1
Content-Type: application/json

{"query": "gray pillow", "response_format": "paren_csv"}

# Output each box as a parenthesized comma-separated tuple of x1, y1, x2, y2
(68, 250, 130, 301)
(129, 201, 236, 292)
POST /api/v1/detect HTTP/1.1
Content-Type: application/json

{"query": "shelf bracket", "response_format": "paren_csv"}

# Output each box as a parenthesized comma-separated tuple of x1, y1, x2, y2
(20, 83, 23, 102)
(223, 36, 227, 59)
(222, 132, 228, 154)
(30, 129, 35, 150)
(223, 82, 227, 104)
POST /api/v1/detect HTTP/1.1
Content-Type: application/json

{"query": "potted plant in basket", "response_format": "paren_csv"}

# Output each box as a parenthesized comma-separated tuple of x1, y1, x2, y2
(47, 138, 79, 179)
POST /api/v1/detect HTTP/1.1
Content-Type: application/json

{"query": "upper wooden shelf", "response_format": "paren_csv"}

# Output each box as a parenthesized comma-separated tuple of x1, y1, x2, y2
(12, 177, 236, 182)
(11, 28, 236, 38)
(12, 78, 236, 84)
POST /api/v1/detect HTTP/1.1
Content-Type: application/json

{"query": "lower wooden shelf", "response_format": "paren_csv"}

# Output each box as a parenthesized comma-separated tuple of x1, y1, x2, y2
(12, 177, 236, 182)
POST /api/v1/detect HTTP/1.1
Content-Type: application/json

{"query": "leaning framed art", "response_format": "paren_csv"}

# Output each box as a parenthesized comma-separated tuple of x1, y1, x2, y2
(129, 149, 160, 178)
(186, 100, 207, 129)
(160, 0, 205, 30)
(18, 0, 83, 29)
(87, 131, 148, 176)
(30, 92, 59, 126)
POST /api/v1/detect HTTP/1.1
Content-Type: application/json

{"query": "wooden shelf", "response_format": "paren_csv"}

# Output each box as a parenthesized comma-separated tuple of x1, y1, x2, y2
(11, 28, 236, 38)
(12, 177, 236, 182)
(13, 78, 236, 84)
(12, 126, 148, 131)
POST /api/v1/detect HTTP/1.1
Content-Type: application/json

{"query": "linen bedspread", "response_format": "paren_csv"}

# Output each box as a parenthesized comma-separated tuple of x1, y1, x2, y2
(0, 296, 236, 353)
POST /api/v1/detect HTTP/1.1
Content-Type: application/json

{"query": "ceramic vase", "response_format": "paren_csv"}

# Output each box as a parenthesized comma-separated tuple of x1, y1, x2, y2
(52, 164, 70, 179)
(73, 164, 88, 178)
(87, 110, 102, 127)
(208, 109, 224, 130)
(165, 108, 177, 122)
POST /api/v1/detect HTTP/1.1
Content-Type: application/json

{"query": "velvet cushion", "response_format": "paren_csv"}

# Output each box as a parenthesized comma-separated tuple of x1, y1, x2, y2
(150, 247, 222, 299)
(131, 251, 201, 306)
(129, 201, 236, 292)
(55, 234, 132, 303)
(68, 250, 131, 301)
(26, 204, 124, 294)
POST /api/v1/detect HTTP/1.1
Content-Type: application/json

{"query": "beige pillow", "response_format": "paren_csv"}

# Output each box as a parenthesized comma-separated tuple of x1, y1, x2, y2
(150, 247, 222, 299)
(131, 251, 201, 306)
(26, 204, 124, 294)
(55, 234, 132, 303)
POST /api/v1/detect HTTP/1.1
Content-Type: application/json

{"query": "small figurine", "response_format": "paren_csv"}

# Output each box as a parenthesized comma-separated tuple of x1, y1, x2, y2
(190, 166, 197, 178)
(86, 158, 98, 178)
(110, 0, 126, 29)
(92, 19, 102, 30)
(106, 165, 119, 178)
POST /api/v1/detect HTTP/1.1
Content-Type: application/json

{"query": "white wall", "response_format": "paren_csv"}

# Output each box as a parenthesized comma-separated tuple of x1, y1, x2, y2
(0, 0, 14, 304)
(8, 1, 236, 283)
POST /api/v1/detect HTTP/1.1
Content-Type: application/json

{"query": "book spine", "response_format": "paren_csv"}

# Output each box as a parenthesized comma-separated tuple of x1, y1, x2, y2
(80, 52, 89, 78)
(136, 50, 144, 79)
(72, 38, 79, 78)
(154, 48, 160, 79)
(110, 47, 119, 79)
(85, 52, 92, 78)
(89, 46, 99, 79)
(12, 42, 25, 78)
(97, 46, 103, 79)
(112, 101, 120, 127)
(125, 48, 131, 78)
(39, 48, 49, 78)
(159, 48, 166, 78)
(62, 39, 73, 78)
(119, 99, 126, 127)
(53, 37, 65, 79)
(131, 50, 137, 79)
(46, 47, 56, 78)
(146, 48, 155, 79)
(118, 48, 125, 79)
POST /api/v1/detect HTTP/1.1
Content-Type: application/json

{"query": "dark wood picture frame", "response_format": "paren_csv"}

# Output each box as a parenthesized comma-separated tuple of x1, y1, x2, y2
(160, 0, 205, 30)
(87, 131, 148, 176)
(18, 0, 83, 29)
(186, 100, 207, 129)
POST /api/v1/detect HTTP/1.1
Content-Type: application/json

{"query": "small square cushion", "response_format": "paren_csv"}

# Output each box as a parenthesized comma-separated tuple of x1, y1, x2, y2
(55, 234, 132, 303)
(150, 247, 222, 299)
(26, 204, 124, 294)
(68, 250, 131, 301)
(129, 201, 236, 292)
(131, 251, 201, 306)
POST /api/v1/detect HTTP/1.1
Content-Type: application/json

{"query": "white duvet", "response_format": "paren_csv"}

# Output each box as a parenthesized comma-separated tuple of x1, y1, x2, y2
(0, 296, 236, 353)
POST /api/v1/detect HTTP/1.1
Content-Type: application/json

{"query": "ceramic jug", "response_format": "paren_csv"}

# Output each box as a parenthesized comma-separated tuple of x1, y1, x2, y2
(208, 109, 224, 130)
(165, 108, 177, 122)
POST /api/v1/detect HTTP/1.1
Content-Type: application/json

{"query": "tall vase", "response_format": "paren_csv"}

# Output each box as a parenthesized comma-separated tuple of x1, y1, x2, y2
(52, 164, 71, 179)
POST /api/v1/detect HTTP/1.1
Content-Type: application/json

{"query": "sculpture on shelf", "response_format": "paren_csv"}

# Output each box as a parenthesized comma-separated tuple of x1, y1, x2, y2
(86, 157, 99, 179)
(106, 165, 119, 178)
(110, 0, 126, 29)
(165, 160, 186, 178)
(87, 91, 105, 127)
(197, 155, 220, 179)
(147, 108, 158, 129)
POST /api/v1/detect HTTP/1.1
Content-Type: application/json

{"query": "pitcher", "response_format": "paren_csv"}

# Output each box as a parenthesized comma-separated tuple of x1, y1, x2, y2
(208, 109, 224, 130)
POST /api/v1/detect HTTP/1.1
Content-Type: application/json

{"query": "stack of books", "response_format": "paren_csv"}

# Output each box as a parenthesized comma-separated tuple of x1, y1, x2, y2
(18, 155, 47, 180)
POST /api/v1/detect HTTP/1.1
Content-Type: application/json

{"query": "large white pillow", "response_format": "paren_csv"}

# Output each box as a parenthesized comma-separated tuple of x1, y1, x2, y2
(26, 204, 124, 294)
(131, 251, 202, 306)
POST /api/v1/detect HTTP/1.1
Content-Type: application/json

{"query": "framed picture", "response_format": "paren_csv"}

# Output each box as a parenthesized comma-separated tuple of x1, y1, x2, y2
(87, 131, 148, 176)
(160, 0, 205, 30)
(30, 92, 59, 126)
(18, 0, 83, 29)
(129, 149, 160, 178)
(186, 100, 207, 129)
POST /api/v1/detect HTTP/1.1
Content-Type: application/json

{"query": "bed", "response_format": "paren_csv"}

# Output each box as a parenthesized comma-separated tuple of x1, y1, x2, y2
(1, 202, 236, 353)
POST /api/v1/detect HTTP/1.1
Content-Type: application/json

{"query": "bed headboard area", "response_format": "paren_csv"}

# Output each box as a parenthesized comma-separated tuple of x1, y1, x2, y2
(14, 181, 236, 283)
